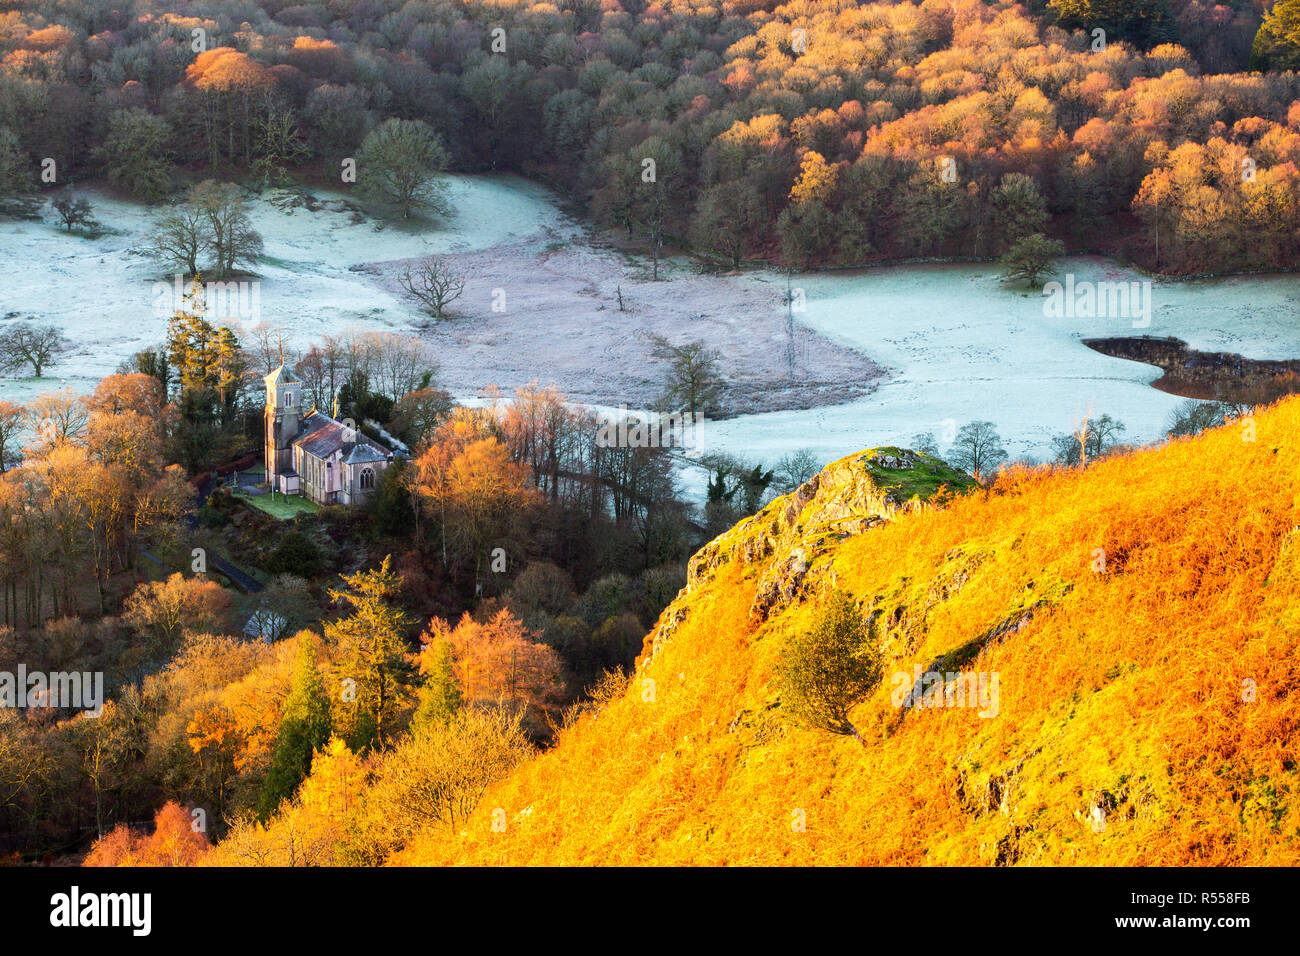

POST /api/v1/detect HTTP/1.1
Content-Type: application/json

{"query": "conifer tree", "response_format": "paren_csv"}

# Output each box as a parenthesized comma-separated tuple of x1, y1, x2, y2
(257, 633, 331, 819)
(1252, 0, 1300, 71)
(411, 637, 461, 735)
(1049, 0, 1178, 51)
(212, 326, 245, 417)
(324, 556, 418, 752)
(165, 283, 215, 390)
(163, 286, 245, 431)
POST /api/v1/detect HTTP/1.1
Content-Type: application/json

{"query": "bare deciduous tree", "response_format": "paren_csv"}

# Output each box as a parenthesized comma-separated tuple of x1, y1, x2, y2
(370, 331, 438, 402)
(23, 389, 88, 455)
(52, 195, 98, 233)
(153, 181, 263, 280)
(295, 338, 346, 412)
(153, 204, 206, 278)
(1055, 409, 1126, 467)
(1073, 406, 1095, 468)
(0, 322, 67, 377)
(775, 448, 821, 492)
(338, 327, 378, 387)
(191, 180, 262, 279)
(948, 420, 1008, 481)
(254, 102, 308, 187)
(399, 255, 465, 320)
(245, 321, 294, 376)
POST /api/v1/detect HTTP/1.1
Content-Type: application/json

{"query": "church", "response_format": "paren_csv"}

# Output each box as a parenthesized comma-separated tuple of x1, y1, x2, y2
(263, 364, 397, 505)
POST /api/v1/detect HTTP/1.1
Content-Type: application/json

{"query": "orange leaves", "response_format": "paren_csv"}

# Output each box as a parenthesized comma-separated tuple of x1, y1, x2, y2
(81, 825, 137, 868)
(22, 25, 76, 51)
(284, 35, 352, 83)
(186, 704, 240, 757)
(399, 396, 1300, 865)
(290, 36, 339, 52)
(123, 573, 234, 650)
(184, 47, 272, 93)
(446, 437, 534, 512)
(419, 608, 565, 732)
(296, 738, 365, 826)
(721, 62, 756, 95)
(410, 415, 540, 576)
(436, 434, 536, 527)
(83, 802, 210, 867)
(717, 113, 788, 154)
(139, 802, 211, 866)
(84, 373, 167, 420)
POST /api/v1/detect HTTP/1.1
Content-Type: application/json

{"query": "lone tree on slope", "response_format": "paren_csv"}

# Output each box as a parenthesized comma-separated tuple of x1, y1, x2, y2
(356, 119, 450, 220)
(1000, 233, 1064, 288)
(0, 322, 67, 377)
(775, 588, 882, 745)
(52, 194, 99, 233)
(398, 255, 465, 320)
(648, 334, 722, 418)
(948, 420, 1009, 481)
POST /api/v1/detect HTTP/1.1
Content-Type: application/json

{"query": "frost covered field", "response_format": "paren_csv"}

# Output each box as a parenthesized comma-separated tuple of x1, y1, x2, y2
(0, 174, 578, 404)
(677, 258, 1300, 496)
(2, 172, 1299, 499)
(0, 173, 881, 415)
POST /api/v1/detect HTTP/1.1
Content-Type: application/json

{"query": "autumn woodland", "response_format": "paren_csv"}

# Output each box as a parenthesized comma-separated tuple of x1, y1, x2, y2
(0, 0, 1298, 886)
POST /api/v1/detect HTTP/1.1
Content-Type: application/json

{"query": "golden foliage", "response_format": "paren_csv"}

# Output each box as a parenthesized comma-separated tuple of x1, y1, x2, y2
(185, 47, 273, 93)
(83, 801, 210, 867)
(396, 396, 1300, 865)
(420, 608, 566, 734)
(789, 150, 838, 205)
(206, 737, 365, 866)
(22, 25, 75, 51)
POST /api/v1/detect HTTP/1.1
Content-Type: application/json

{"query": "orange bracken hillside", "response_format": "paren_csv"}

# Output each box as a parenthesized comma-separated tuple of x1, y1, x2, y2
(397, 396, 1300, 865)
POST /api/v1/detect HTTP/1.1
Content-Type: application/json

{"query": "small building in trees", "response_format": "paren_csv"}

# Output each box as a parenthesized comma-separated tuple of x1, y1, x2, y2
(263, 364, 396, 504)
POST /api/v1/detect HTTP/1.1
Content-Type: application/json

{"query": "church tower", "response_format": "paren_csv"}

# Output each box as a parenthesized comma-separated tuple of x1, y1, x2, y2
(264, 365, 302, 487)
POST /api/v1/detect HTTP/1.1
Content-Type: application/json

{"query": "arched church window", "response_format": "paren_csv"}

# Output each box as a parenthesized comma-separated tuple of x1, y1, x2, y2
(360, 467, 374, 490)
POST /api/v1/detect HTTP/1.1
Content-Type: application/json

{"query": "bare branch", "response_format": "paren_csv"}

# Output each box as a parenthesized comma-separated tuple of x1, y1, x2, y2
(399, 255, 465, 321)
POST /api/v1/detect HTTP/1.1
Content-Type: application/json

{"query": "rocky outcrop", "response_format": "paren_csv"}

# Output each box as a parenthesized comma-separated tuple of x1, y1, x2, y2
(639, 447, 977, 667)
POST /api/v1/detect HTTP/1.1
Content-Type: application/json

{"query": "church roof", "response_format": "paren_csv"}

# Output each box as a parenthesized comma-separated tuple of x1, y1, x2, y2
(296, 409, 331, 438)
(293, 410, 391, 465)
(345, 443, 387, 465)
(265, 364, 300, 386)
